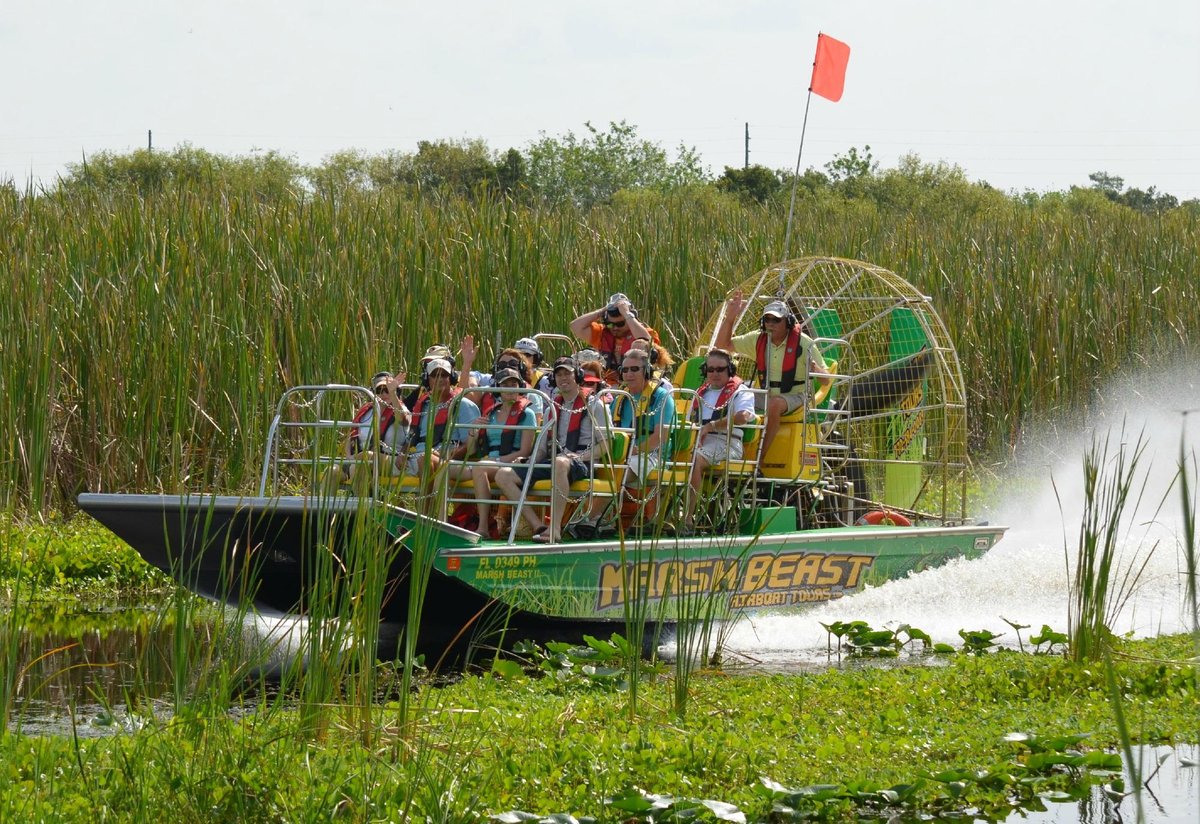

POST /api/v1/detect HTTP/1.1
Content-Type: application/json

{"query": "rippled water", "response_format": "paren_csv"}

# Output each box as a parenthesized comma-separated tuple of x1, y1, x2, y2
(1005, 743, 1199, 824)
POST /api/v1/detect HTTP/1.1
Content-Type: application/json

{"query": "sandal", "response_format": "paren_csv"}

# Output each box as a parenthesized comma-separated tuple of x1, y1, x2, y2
(532, 530, 556, 544)
(532, 525, 549, 538)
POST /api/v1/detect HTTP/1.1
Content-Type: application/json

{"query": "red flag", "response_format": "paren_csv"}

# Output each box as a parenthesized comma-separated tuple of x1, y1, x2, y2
(809, 33, 850, 102)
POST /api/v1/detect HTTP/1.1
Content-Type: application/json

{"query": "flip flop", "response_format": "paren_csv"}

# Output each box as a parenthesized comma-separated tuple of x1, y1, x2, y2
(532, 531, 556, 544)
(532, 525, 549, 537)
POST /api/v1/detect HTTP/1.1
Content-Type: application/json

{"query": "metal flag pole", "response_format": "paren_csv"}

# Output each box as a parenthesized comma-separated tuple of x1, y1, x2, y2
(779, 89, 815, 296)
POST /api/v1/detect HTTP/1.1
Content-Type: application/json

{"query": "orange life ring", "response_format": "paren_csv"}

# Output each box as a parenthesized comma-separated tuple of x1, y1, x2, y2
(855, 509, 914, 527)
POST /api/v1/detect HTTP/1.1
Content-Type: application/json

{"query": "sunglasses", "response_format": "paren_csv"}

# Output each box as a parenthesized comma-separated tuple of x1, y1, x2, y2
(607, 320, 627, 329)
(374, 385, 389, 394)
(496, 359, 521, 370)
(703, 365, 729, 374)
(620, 365, 642, 374)
(762, 315, 785, 324)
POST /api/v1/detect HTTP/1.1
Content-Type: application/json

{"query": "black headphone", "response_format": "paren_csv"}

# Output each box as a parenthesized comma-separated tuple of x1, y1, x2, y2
(553, 359, 585, 387)
(759, 305, 798, 332)
(705, 348, 737, 379)
(494, 352, 530, 384)
(421, 364, 460, 389)
(622, 349, 657, 381)
(644, 343, 660, 371)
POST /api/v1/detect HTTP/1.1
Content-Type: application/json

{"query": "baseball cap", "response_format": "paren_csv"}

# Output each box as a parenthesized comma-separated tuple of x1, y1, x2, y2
(552, 356, 578, 372)
(371, 371, 392, 387)
(513, 337, 541, 356)
(493, 367, 522, 385)
(762, 300, 789, 318)
(423, 344, 452, 361)
(425, 358, 453, 376)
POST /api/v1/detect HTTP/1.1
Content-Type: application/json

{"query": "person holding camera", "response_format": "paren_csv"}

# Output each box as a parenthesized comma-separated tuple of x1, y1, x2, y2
(569, 292, 660, 385)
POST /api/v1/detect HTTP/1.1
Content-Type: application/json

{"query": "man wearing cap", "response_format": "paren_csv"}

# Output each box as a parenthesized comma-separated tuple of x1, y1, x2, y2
(494, 356, 609, 543)
(570, 292, 660, 385)
(716, 289, 831, 458)
(396, 357, 480, 484)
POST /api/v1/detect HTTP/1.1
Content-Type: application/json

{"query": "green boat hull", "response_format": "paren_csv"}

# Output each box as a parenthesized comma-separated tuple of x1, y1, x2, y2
(417, 513, 1004, 622)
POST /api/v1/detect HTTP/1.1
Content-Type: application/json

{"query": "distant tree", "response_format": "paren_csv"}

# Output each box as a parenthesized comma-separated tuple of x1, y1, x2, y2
(1087, 170, 1181, 213)
(60, 144, 302, 197)
(525, 120, 708, 208)
(716, 164, 784, 203)
(496, 148, 526, 195)
(864, 153, 1005, 216)
(309, 149, 373, 197)
(1178, 198, 1200, 217)
(1120, 185, 1178, 213)
(1088, 171, 1125, 199)
(404, 139, 499, 195)
(824, 145, 877, 184)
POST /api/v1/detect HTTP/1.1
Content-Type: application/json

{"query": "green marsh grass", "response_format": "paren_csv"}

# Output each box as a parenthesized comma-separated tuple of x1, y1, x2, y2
(1065, 427, 1161, 662)
(2, 186, 1197, 511)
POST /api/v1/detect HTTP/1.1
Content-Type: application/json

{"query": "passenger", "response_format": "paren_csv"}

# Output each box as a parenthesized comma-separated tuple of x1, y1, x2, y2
(395, 358, 480, 485)
(404, 343, 455, 408)
(325, 371, 411, 493)
(494, 356, 609, 544)
(629, 339, 675, 388)
(514, 337, 553, 393)
(575, 350, 607, 393)
(458, 336, 546, 420)
(680, 348, 756, 534)
(577, 347, 675, 535)
(569, 292, 660, 385)
(461, 367, 537, 540)
(715, 291, 831, 459)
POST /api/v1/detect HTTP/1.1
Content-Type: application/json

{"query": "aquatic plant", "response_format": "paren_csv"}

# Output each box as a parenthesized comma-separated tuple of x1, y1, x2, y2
(2, 186, 1197, 512)
(1064, 425, 1162, 662)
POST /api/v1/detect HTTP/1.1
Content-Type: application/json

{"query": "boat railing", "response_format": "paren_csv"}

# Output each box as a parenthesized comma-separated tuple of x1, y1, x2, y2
(258, 383, 397, 497)
(436, 384, 555, 525)
(504, 387, 635, 544)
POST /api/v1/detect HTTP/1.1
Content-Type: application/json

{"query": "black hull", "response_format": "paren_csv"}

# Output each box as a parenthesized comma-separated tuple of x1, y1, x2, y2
(77, 493, 668, 665)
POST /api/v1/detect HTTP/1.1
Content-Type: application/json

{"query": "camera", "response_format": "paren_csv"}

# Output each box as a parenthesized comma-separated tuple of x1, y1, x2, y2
(605, 304, 621, 317)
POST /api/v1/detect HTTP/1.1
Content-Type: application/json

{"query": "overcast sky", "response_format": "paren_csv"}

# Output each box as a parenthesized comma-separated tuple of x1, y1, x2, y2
(4, 1, 1198, 198)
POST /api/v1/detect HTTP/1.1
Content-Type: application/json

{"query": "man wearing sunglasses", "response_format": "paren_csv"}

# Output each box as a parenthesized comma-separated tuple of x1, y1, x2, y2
(715, 290, 831, 459)
(569, 292, 660, 385)
(680, 349, 755, 534)
(576, 348, 675, 536)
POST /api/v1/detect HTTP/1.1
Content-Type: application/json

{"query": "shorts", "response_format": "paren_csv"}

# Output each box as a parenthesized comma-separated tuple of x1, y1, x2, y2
(510, 455, 590, 486)
(693, 433, 745, 465)
(400, 445, 457, 476)
(758, 391, 807, 415)
(625, 449, 661, 483)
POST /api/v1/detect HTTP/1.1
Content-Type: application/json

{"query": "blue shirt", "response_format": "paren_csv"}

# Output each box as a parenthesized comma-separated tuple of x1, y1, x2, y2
(482, 404, 537, 457)
(612, 383, 675, 446)
(411, 395, 480, 455)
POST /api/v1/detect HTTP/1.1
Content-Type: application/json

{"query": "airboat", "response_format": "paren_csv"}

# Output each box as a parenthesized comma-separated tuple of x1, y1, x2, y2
(78, 257, 1005, 661)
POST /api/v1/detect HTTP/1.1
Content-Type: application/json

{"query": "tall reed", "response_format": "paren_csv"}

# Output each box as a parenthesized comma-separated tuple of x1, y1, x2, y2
(1, 185, 1197, 512)
(1065, 425, 1159, 662)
